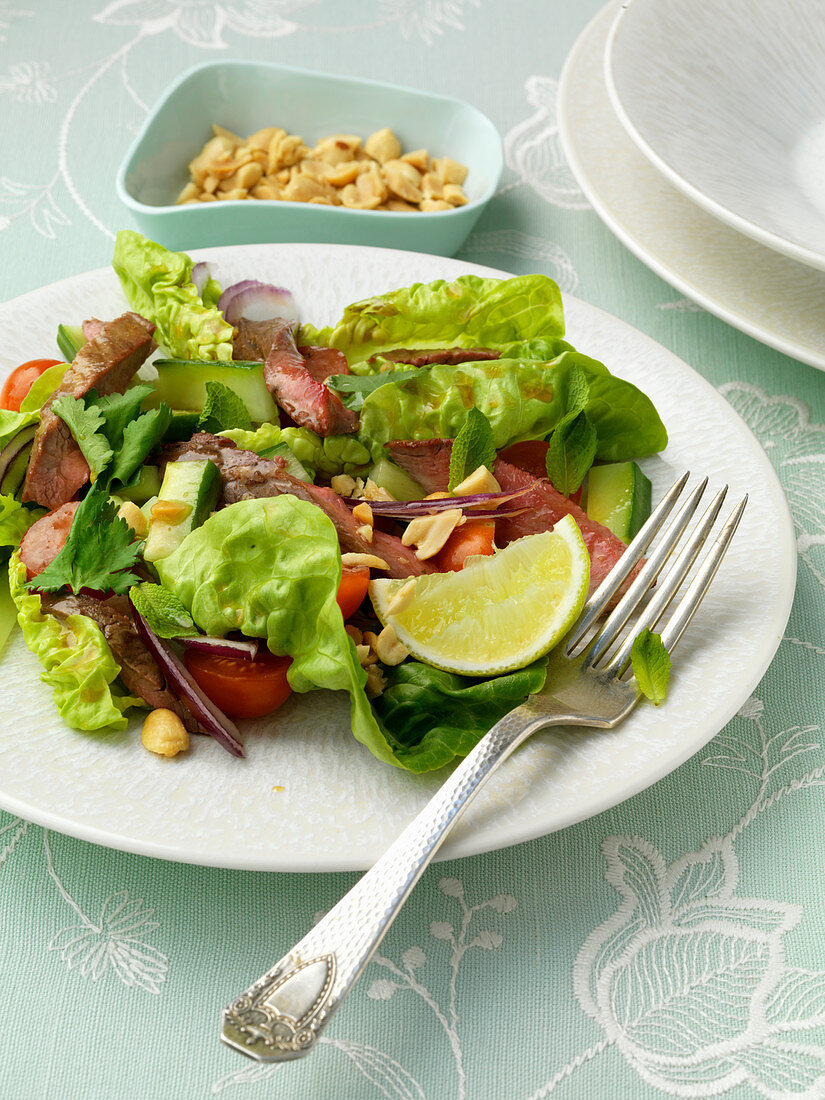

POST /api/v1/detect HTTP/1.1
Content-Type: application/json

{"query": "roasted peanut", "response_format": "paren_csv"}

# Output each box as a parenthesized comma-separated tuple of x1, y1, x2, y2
(141, 709, 189, 757)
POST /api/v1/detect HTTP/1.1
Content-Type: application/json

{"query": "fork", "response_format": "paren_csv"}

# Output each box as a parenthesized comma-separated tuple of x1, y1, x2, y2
(221, 472, 746, 1062)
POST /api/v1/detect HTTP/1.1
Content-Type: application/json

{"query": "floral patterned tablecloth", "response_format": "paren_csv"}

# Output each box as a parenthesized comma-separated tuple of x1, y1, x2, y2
(2, 2, 825, 1098)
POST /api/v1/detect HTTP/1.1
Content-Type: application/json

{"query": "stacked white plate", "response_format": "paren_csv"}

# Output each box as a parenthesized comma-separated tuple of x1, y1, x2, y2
(558, 0, 825, 370)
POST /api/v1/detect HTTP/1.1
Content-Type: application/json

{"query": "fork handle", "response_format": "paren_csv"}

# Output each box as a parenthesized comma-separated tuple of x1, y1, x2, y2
(221, 695, 574, 1062)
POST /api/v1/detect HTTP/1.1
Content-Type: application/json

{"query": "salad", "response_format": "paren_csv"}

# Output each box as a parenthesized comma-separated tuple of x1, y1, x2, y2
(0, 231, 668, 772)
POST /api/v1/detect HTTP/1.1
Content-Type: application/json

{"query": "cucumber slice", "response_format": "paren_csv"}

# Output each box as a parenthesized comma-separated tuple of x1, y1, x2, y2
(111, 465, 161, 506)
(162, 410, 201, 443)
(586, 461, 652, 542)
(56, 323, 85, 361)
(268, 442, 312, 483)
(368, 457, 425, 501)
(152, 359, 277, 423)
(143, 458, 220, 562)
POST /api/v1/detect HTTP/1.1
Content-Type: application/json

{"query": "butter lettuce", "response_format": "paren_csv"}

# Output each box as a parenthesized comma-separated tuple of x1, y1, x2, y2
(112, 230, 234, 361)
(0, 407, 39, 450)
(8, 553, 139, 730)
(305, 274, 566, 371)
(358, 349, 667, 462)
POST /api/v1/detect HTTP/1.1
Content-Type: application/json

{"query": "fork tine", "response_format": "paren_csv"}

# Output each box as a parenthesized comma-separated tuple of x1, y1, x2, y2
(657, 494, 748, 653)
(597, 486, 735, 673)
(565, 471, 692, 654)
(568, 474, 708, 660)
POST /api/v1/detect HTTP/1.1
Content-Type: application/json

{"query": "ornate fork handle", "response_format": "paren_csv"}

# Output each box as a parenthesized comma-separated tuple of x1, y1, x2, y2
(221, 695, 589, 1062)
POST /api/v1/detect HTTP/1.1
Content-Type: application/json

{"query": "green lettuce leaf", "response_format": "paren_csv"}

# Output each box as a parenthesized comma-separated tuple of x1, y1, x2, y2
(0, 494, 40, 550)
(112, 230, 234, 361)
(219, 422, 285, 459)
(367, 658, 549, 772)
(357, 349, 667, 462)
(0, 407, 39, 450)
(0, 566, 15, 657)
(305, 274, 566, 371)
(19, 361, 69, 413)
(8, 553, 140, 730)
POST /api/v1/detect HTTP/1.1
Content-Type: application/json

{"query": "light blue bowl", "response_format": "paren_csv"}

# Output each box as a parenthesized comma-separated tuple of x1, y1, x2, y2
(116, 61, 503, 257)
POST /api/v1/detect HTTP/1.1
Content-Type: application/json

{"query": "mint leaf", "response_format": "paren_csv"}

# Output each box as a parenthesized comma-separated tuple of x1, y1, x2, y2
(129, 582, 197, 638)
(327, 369, 418, 411)
(109, 405, 171, 486)
(198, 381, 252, 433)
(630, 628, 671, 705)
(51, 394, 113, 479)
(545, 409, 597, 495)
(565, 365, 590, 415)
(29, 484, 141, 595)
(448, 407, 496, 490)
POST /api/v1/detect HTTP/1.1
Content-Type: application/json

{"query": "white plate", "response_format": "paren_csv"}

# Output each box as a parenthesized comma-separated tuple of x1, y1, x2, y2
(605, 0, 825, 272)
(559, 3, 825, 373)
(0, 242, 795, 872)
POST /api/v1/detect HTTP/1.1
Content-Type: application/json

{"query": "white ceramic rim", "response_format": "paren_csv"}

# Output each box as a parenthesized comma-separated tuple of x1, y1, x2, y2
(558, 2, 825, 373)
(604, 0, 825, 274)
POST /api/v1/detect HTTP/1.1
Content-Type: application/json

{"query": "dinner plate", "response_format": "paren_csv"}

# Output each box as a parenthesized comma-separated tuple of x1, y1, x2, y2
(558, 2, 825, 373)
(0, 242, 795, 872)
(605, 0, 825, 272)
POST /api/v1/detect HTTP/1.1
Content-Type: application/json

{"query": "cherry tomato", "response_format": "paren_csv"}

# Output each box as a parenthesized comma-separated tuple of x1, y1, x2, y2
(433, 521, 496, 572)
(336, 565, 370, 619)
(183, 647, 293, 719)
(0, 359, 63, 412)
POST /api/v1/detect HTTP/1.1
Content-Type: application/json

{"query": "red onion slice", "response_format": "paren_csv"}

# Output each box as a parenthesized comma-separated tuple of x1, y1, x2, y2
(191, 261, 216, 295)
(217, 280, 299, 325)
(131, 607, 245, 758)
(180, 635, 258, 660)
(342, 485, 534, 518)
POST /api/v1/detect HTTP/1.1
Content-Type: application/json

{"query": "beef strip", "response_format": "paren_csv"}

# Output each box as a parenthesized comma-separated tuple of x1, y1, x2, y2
(22, 311, 156, 510)
(47, 593, 204, 733)
(367, 347, 501, 368)
(162, 433, 432, 579)
(384, 438, 635, 595)
(233, 317, 358, 437)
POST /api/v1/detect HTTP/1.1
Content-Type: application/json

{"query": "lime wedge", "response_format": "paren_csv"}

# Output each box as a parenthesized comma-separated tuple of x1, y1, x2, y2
(369, 515, 590, 676)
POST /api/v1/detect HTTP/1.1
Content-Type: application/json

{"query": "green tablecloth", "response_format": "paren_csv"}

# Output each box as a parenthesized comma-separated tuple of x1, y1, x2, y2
(2, 2, 825, 1097)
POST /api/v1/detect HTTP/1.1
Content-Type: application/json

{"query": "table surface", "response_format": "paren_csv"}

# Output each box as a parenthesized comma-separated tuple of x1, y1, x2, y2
(2, 3, 825, 1099)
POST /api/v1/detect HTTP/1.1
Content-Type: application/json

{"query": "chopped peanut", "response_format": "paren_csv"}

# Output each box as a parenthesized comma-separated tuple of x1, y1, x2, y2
(331, 473, 357, 497)
(116, 500, 147, 538)
(364, 663, 388, 699)
(150, 499, 192, 525)
(374, 623, 409, 666)
(352, 502, 374, 526)
(363, 478, 395, 502)
(177, 123, 468, 212)
(402, 508, 464, 560)
(141, 709, 189, 757)
(451, 465, 501, 496)
(385, 577, 417, 616)
(356, 524, 374, 543)
(341, 552, 389, 570)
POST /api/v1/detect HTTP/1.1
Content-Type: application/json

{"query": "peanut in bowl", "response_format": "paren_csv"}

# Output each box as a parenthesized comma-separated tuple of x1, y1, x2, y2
(116, 61, 503, 256)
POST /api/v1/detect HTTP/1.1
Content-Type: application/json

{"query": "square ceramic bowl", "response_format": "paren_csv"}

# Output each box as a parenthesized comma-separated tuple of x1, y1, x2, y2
(116, 61, 503, 256)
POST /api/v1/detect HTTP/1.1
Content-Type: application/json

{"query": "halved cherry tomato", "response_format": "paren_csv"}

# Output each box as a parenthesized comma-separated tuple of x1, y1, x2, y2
(433, 521, 496, 572)
(336, 564, 370, 619)
(0, 359, 63, 412)
(183, 648, 293, 719)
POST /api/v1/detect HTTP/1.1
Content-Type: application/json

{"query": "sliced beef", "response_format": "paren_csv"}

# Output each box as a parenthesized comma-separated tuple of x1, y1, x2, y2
(47, 593, 203, 733)
(22, 312, 156, 511)
(368, 347, 501, 368)
(19, 501, 80, 579)
(162, 433, 432, 579)
(233, 317, 358, 437)
(385, 439, 633, 594)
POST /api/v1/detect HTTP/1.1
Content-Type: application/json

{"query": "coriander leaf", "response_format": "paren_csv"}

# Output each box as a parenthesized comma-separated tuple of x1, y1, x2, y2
(51, 394, 113, 479)
(129, 582, 197, 638)
(545, 409, 597, 495)
(29, 484, 141, 596)
(630, 628, 671, 705)
(448, 407, 496, 490)
(198, 381, 253, 433)
(95, 384, 154, 445)
(109, 405, 171, 486)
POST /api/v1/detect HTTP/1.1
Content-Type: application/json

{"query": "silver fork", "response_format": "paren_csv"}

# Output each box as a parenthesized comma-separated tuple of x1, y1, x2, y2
(221, 472, 746, 1063)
